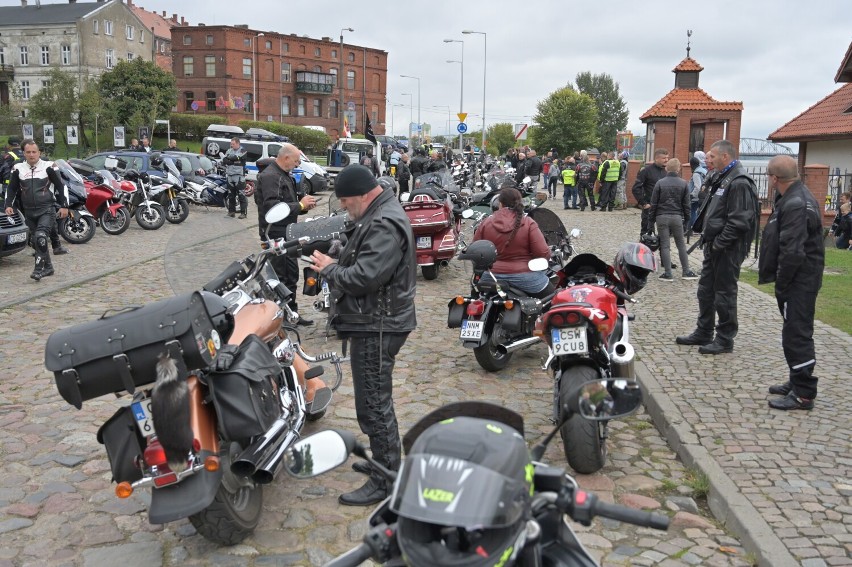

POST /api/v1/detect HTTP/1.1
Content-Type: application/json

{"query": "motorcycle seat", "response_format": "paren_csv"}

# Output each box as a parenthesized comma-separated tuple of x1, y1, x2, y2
(409, 186, 445, 202)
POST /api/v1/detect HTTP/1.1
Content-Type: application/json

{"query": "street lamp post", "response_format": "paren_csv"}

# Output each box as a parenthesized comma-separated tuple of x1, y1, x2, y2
(462, 30, 486, 153)
(252, 32, 265, 122)
(444, 38, 464, 151)
(400, 75, 420, 145)
(339, 27, 353, 137)
(401, 93, 413, 139)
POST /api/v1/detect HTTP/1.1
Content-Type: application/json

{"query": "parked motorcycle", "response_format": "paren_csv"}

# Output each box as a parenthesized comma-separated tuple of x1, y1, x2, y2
(54, 159, 97, 244)
(84, 169, 132, 235)
(149, 154, 190, 224)
(447, 208, 579, 371)
(291, 210, 348, 313)
(105, 156, 166, 230)
(44, 203, 345, 545)
(285, 389, 667, 566)
(532, 242, 657, 474)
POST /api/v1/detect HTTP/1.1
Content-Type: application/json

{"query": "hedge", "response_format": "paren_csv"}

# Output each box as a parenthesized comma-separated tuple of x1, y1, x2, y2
(237, 121, 331, 155)
(169, 114, 223, 140)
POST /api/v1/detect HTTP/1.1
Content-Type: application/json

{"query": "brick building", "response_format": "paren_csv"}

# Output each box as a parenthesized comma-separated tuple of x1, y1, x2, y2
(125, 0, 188, 73)
(171, 25, 387, 137)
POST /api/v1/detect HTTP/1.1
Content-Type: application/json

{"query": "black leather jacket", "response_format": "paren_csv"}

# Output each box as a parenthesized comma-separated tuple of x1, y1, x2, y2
(525, 156, 543, 177)
(409, 155, 429, 178)
(698, 161, 759, 254)
(758, 180, 824, 292)
(256, 161, 303, 239)
(649, 172, 690, 224)
(631, 163, 666, 206)
(324, 188, 417, 335)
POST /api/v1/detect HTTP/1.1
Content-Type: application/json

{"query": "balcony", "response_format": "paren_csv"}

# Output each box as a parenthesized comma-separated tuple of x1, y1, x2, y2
(0, 65, 14, 80)
(294, 71, 334, 95)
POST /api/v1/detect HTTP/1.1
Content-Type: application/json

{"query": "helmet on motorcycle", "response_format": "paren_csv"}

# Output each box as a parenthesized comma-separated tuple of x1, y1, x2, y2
(613, 242, 658, 295)
(377, 175, 398, 194)
(199, 291, 235, 345)
(393, 416, 532, 567)
(149, 152, 163, 168)
(489, 194, 501, 212)
(639, 232, 660, 252)
(458, 239, 497, 272)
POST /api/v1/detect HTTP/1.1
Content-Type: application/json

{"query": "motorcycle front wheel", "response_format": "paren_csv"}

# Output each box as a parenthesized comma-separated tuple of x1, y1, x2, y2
(165, 198, 190, 224)
(99, 207, 130, 235)
(134, 203, 166, 230)
(558, 364, 606, 474)
(190, 442, 263, 545)
(473, 313, 513, 372)
(59, 214, 96, 244)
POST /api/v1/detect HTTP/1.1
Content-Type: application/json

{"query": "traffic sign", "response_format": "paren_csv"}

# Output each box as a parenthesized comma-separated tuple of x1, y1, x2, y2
(513, 123, 528, 141)
(457, 112, 467, 123)
(190, 101, 199, 111)
(457, 123, 468, 134)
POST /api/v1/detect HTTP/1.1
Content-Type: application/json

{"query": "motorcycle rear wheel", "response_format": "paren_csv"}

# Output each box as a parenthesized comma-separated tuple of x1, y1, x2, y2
(100, 207, 130, 235)
(165, 198, 190, 224)
(59, 215, 96, 244)
(135, 203, 166, 230)
(558, 365, 606, 474)
(190, 442, 263, 545)
(473, 314, 513, 372)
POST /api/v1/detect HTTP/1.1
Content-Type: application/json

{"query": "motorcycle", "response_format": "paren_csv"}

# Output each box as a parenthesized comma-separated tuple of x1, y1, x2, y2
(400, 170, 464, 280)
(105, 156, 166, 230)
(84, 169, 131, 235)
(532, 243, 657, 474)
(284, 387, 667, 566)
(44, 203, 346, 545)
(54, 159, 97, 244)
(447, 207, 579, 372)
(293, 210, 348, 313)
(148, 155, 190, 224)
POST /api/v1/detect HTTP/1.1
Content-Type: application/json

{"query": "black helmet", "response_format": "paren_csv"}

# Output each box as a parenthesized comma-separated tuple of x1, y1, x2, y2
(458, 240, 497, 272)
(149, 151, 163, 167)
(614, 242, 658, 294)
(377, 175, 397, 194)
(639, 232, 660, 252)
(393, 416, 531, 567)
(489, 195, 501, 212)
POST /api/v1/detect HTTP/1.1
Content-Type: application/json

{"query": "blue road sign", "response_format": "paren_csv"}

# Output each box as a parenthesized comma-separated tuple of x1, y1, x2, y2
(457, 122, 468, 134)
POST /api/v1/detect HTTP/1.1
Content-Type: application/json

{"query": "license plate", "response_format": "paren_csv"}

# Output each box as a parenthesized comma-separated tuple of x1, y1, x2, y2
(416, 236, 432, 249)
(551, 326, 588, 355)
(132, 399, 156, 437)
(460, 320, 484, 340)
(8, 231, 27, 244)
(322, 280, 329, 295)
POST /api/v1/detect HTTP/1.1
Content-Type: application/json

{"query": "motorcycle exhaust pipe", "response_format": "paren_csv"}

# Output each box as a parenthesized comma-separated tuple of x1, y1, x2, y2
(231, 417, 290, 478)
(252, 428, 302, 484)
(439, 260, 450, 267)
(496, 336, 541, 355)
(610, 341, 635, 379)
(313, 299, 326, 312)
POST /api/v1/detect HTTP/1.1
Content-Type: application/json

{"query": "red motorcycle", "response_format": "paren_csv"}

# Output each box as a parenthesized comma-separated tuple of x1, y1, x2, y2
(84, 169, 132, 235)
(532, 242, 657, 474)
(401, 171, 463, 280)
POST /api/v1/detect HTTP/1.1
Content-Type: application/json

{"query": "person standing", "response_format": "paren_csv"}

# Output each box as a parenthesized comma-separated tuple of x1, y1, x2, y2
(562, 157, 578, 209)
(256, 143, 317, 325)
(409, 147, 429, 181)
(309, 164, 417, 505)
(3, 140, 69, 281)
(632, 148, 669, 235)
(548, 159, 560, 198)
(1, 136, 22, 191)
(596, 151, 621, 212)
(396, 152, 411, 196)
(649, 158, 698, 281)
(759, 155, 824, 410)
(141, 137, 152, 153)
(524, 149, 543, 189)
(426, 150, 447, 173)
(575, 150, 596, 211)
(835, 202, 852, 249)
(676, 140, 759, 355)
(616, 150, 630, 210)
(688, 151, 707, 231)
(541, 155, 552, 196)
(223, 137, 248, 219)
(828, 191, 851, 242)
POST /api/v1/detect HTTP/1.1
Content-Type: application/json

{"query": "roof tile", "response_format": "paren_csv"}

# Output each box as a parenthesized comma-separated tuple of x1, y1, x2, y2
(769, 83, 852, 141)
(672, 57, 704, 73)
(640, 88, 742, 121)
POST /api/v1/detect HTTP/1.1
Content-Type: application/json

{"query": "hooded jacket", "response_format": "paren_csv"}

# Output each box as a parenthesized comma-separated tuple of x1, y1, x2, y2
(473, 207, 550, 274)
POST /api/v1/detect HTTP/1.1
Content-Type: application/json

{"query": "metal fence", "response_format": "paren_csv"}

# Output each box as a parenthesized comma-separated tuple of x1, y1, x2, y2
(746, 166, 852, 215)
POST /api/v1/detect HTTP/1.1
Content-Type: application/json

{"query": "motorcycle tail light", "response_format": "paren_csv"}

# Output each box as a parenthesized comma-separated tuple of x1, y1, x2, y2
(204, 456, 220, 472)
(143, 439, 168, 468)
(533, 317, 545, 338)
(306, 276, 317, 287)
(504, 300, 514, 310)
(563, 312, 582, 325)
(153, 472, 178, 487)
(466, 300, 485, 317)
(115, 482, 133, 499)
(549, 313, 565, 327)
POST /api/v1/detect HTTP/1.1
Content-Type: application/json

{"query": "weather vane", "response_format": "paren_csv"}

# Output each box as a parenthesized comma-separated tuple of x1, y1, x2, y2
(686, 30, 692, 58)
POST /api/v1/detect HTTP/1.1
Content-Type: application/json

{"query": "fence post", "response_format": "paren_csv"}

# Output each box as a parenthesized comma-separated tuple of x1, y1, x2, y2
(802, 164, 831, 227)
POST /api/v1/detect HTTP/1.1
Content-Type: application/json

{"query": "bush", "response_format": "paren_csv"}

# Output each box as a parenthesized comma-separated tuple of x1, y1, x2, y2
(170, 114, 223, 140)
(237, 120, 331, 155)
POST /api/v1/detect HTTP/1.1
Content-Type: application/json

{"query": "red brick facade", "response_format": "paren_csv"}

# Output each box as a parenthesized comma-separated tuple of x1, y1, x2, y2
(171, 26, 387, 137)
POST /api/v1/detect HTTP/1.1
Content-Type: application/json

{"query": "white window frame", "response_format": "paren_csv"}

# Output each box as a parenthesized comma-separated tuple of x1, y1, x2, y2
(242, 58, 252, 78)
(205, 55, 215, 77)
(281, 62, 291, 82)
(0, 47, 6, 66)
(126, 25, 134, 41)
(183, 56, 194, 77)
(40, 45, 49, 66)
(19, 46, 29, 66)
(106, 48, 115, 69)
(93, 19, 99, 34)
(20, 80, 30, 100)
(61, 44, 71, 65)
(104, 20, 113, 36)
(281, 95, 290, 116)
(127, 52, 134, 61)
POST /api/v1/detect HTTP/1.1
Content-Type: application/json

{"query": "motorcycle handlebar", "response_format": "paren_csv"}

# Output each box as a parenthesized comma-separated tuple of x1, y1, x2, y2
(324, 543, 373, 567)
(592, 498, 670, 531)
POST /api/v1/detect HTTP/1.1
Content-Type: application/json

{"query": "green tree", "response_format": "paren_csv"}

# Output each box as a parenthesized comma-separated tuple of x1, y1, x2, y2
(27, 68, 78, 145)
(99, 58, 177, 136)
(485, 123, 516, 155)
(530, 86, 599, 156)
(575, 72, 628, 151)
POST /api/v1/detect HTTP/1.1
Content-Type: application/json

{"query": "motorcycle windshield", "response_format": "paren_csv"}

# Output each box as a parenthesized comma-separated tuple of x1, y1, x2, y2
(414, 170, 455, 194)
(390, 454, 527, 529)
(53, 159, 87, 202)
(527, 208, 568, 247)
(401, 401, 524, 454)
(161, 156, 182, 180)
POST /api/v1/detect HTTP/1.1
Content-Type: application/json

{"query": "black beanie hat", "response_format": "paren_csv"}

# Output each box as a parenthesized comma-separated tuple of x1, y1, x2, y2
(335, 164, 378, 197)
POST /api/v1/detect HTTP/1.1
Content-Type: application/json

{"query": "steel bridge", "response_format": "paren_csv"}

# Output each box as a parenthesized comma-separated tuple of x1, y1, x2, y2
(739, 138, 796, 158)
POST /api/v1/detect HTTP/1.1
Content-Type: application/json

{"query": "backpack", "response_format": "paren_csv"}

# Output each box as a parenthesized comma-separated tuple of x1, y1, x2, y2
(688, 168, 707, 201)
(576, 162, 593, 184)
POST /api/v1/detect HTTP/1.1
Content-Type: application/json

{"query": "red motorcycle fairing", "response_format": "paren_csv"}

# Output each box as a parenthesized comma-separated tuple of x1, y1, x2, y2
(404, 199, 459, 266)
(550, 284, 619, 343)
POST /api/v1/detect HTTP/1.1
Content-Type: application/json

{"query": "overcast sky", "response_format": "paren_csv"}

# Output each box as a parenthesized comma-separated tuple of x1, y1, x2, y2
(10, 0, 849, 145)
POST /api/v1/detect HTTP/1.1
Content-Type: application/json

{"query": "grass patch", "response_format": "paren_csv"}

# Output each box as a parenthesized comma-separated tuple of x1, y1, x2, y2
(684, 469, 710, 499)
(631, 421, 652, 431)
(660, 478, 679, 492)
(672, 548, 690, 559)
(740, 248, 852, 334)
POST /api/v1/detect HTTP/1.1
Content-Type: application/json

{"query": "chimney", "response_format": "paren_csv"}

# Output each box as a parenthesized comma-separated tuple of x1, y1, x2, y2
(180, 17, 186, 25)
(20, 0, 27, 6)
(161, 10, 166, 17)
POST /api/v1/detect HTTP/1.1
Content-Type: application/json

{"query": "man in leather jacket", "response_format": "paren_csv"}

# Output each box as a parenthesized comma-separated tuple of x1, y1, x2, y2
(408, 148, 429, 181)
(309, 164, 417, 506)
(758, 155, 824, 410)
(676, 140, 759, 355)
(524, 149, 543, 189)
(255, 143, 317, 323)
(632, 148, 668, 234)
(223, 137, 248, 218)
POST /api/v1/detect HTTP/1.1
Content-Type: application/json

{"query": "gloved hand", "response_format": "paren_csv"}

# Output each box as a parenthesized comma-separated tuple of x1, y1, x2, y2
(214, 343, 241, 371)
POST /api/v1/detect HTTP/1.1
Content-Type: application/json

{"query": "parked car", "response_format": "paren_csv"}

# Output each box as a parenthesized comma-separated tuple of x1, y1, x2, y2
(0, 210, 28, 258)
(162, 150, 216, 184)
(81, 151, 182, 181)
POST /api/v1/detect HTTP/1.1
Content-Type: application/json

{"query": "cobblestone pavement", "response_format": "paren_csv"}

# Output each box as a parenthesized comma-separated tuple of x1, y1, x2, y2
(0, 197, 846, 566)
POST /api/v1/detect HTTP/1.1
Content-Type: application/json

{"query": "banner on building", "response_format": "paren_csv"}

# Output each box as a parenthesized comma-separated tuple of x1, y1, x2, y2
(67, 126, 79, 145)
(114, 126, 126, 147)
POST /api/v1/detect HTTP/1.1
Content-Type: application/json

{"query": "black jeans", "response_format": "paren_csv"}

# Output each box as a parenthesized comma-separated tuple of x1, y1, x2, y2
(349, 332, 408, 483)
(227, 179, 247, 214)
(695, 245, 747, 345)
(578, 184, 595, 210)
(268, 253, 300, 312)
(598, 181, 617, 211)
(776, 285, 818, 398)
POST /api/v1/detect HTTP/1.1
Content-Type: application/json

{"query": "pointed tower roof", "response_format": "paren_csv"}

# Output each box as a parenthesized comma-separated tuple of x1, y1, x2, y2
(672, 57, 704, 73)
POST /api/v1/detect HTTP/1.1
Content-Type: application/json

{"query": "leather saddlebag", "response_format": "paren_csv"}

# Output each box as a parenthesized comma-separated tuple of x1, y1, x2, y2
(45, 291, 220, 409)
(97, 406, 145, 484)
(206, 334, 281, 443)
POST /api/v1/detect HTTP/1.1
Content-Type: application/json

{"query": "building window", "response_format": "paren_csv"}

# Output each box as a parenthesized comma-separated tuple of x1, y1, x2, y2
(313, 99, 321, 117)
(299, 45, 306, 55)
(689, 124, 705, 158)
(372, 104, 378, 125)
(346, 70, 355, 89)
(183, 56, 194, 76)
(348, 52, 354, 62)
(127, 52, 134, 61)
(40, 46, 49, 66)
(281, 62, 291, 82)
(19, 46, 28, 66)
(313, 65, 321, 72)
(205, 55, 215, 77)
(184, 91, 194, 112)
(160, 42, 165, 54)
(265, 40, 272, 50)
(297, 97, 305, 117)
(126, 25, 134, 40)
(61, 44, 71, 65)
(329, 99, 338, 119)
(183, 35, 192, 46)
(20, 80, 30, 100)
(106, 49, 115, 69)
(282, 43, 289, 52)
(331, 49, 337, 59)
(330, 68, 337, 86)
(314, 47, 321, 57)
(244, 93, 252, 114)
(372, 73, 380, 91)
(93, 19, 98, 34)
(0, 47, 6, 65)
(42, 80, 50, 90)
(105, 20, 113, 36)
(242, 58, 252, 78)
(206, 34, 213, 45)
(140, 31, 144, 43)
(243, 38, 251, 47)
(281, 96, 290, 116)
(206, 90, 216, 111)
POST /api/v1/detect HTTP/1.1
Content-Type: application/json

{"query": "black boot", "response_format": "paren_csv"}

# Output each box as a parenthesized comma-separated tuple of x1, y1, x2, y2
(768, 382, 792, 396)
(768, 391, 814, 411)
(698, 339, 733, 355)
(352, 460, 372, 475)
(675, 331, 714, 346)
(339, 477, 387, 506)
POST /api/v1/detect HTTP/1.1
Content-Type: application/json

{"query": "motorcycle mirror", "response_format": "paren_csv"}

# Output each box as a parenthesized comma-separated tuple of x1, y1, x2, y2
(283, 429, 356, 478)
(570, 228, 582, 239)
(399, 192, 411, 202)
(265, 202, 292, 225)
(528, 257, 548, 272)
(461, 209, 475, 219)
